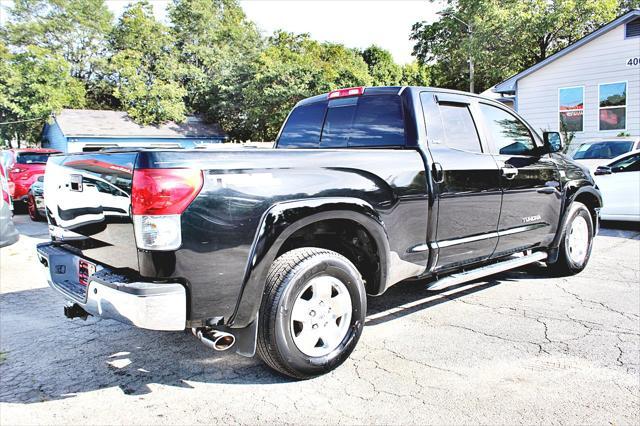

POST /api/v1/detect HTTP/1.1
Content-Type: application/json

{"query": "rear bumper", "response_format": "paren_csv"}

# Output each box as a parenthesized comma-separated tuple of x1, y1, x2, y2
(36, 242, 186, 331)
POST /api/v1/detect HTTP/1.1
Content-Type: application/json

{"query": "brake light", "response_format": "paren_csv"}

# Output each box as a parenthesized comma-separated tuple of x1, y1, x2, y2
(1, 189, 8, 204)
(328, 86, 364, 99)
(131, 169, 203, 251)
(131, 168, 203, 215)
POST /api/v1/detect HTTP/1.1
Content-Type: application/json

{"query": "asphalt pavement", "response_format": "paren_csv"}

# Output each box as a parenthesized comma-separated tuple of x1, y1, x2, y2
(1, 213, 638, 425)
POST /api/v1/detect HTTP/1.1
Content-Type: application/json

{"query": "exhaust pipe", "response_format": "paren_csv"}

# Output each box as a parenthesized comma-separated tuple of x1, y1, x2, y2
(192, 328, 235, 351)
(64, 303, 89, 320)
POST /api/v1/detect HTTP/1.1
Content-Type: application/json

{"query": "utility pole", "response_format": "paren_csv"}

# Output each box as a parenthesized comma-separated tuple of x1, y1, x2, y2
(438, 11, 474, 93)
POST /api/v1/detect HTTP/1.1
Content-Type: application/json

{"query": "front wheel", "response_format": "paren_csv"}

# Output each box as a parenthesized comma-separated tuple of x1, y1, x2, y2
(257, 248, 366, 379)
(548, 202, 594, 276)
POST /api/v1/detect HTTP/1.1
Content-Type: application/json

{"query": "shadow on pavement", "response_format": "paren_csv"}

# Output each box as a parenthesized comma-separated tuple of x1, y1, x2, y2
(0, 261, 550, 404)
(598, 220, 640, 240)
(0, 287, 284, 404)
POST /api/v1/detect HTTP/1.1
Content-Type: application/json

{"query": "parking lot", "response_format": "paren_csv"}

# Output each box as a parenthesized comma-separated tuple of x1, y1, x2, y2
(1, 214, 638, 425)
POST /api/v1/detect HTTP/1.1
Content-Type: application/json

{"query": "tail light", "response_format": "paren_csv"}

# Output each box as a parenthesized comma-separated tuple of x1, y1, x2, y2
(328, 86, 364, 99)
(131, 169, 204, 250)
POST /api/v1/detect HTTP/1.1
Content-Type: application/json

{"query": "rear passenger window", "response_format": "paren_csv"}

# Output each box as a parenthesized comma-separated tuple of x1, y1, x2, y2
(438, 104, 482, 153)
(479, 104, 536, 156)
(278, 102, 327, 147)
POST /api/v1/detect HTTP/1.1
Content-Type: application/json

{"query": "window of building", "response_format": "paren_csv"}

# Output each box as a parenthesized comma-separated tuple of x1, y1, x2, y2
(437, 104, 482, 153)
(558, 87, 584, 132)
(599, 82, 627, 131)
(479, 103, 536, 156)
(625, 17, 640, 38)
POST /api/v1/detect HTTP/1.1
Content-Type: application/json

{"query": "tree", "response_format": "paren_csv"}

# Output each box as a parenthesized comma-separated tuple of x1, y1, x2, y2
(169, 0, 263, 136)
(243, 31, 372, 141)
(400, 62, 431, 86)
(3, 0, 114, 107)
(109, 1, 186, 125)
(411, 0, 625, 92)
(0, 44, 85, 147)
(361, 45, 403, 86)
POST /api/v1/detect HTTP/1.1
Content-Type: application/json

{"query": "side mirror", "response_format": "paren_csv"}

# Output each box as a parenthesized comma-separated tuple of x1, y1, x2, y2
(594, 166, 612, 176)
(543, 131, 563, 153)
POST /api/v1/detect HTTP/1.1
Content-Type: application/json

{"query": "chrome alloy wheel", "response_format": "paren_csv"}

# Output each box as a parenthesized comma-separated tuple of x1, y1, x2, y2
(289, 275, 352, 357)
(567, 215, 589, 265)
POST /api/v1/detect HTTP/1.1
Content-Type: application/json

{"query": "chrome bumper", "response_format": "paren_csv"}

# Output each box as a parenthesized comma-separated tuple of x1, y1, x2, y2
(36, 243, 186, 331)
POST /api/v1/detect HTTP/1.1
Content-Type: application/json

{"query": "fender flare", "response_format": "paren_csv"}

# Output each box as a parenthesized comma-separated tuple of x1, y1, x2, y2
(228, 197, 391, 328)
(548, 185, 602, 262)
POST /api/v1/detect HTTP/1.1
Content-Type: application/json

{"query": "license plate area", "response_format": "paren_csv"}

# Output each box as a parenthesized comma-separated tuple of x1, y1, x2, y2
(78, 259, 96, 287)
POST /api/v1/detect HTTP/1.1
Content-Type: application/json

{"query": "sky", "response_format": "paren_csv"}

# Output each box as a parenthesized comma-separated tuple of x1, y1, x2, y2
(1, 0, 442, 64)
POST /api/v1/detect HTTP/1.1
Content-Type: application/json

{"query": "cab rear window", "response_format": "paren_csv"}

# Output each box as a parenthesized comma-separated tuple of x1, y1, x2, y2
(278, 94, 405, 148)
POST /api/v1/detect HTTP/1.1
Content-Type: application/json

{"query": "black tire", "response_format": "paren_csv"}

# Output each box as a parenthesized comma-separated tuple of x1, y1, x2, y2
(27, 194, 42, 221)
(256, 248, 366, 380)
(548, 202, 594, 276)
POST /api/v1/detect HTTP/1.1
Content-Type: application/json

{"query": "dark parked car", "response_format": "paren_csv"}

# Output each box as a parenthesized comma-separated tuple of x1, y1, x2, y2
(27, 175, 45, 221)
(37, 86, 601, 379)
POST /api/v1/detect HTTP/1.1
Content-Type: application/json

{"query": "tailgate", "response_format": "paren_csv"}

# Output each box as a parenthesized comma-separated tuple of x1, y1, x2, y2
(44, 153, 139, 272)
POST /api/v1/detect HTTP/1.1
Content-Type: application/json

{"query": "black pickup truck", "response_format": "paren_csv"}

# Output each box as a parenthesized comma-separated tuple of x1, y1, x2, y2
(37, 86, 602, 379)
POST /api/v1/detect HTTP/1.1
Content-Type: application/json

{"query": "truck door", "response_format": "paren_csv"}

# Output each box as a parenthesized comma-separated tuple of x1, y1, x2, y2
(420, 92, 502, 270)
(476, 102, 562, 257)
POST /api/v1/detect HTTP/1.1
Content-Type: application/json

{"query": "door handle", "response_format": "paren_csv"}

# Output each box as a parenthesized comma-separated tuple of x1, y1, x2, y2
(537, 187, 556, 194)
(432, 162, 444, 183)
(501, 166, 518, 180)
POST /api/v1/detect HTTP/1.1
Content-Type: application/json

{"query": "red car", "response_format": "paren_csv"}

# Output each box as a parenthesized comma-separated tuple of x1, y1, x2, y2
(1, 149, 61, 203)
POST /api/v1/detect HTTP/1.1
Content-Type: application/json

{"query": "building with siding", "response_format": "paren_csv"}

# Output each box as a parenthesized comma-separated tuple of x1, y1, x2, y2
(494, 10, 640, 146)
(42, 109, 227, 153)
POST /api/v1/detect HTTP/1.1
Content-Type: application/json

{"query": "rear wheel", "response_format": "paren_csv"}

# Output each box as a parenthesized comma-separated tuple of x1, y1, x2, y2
(257, 248, 366, 379)
(548, 202, 594, 276)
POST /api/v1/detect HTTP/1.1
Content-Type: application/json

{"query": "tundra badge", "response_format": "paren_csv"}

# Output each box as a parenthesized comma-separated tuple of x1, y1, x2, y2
(522, 215, 541, 223)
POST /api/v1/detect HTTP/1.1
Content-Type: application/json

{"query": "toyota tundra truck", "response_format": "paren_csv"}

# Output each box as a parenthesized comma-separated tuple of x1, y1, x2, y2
(37, 86, 602, 379)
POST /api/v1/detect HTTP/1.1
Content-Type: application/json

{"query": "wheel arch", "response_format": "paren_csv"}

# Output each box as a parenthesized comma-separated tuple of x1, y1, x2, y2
(229, 197, 390, 328)
(548, 185, 602, 262)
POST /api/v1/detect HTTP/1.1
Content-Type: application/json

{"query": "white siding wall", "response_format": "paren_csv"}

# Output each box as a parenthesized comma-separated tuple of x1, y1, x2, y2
(516, 24, 640, 147)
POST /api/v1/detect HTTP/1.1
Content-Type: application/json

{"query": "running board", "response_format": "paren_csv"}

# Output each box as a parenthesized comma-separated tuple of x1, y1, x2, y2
(426, 252, 548, 291)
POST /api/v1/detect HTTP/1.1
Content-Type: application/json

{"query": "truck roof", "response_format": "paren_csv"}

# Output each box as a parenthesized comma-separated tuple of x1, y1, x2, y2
(296, 86, 506, 107)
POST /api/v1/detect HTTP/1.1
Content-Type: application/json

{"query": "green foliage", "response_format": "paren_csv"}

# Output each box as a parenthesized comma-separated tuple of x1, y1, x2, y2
(243, 32, 372, 141)
(400, 62, 431, 86)
(109, 1, 186, 125)
(0, 43, 85, 146)
(361, 45, 403, 86)
(411, 0, 624, 92)
(4, 0, 115, 107)
(169, 0, 263, 139)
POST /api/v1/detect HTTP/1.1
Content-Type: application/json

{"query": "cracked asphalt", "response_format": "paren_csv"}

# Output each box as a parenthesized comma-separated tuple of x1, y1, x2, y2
(1, 214, 639, 425)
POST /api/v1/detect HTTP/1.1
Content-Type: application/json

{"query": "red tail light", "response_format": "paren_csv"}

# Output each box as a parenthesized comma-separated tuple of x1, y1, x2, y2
(328, 86, 365, 99)
(131, 169, 204, 215)
(1, 189, 9, 204)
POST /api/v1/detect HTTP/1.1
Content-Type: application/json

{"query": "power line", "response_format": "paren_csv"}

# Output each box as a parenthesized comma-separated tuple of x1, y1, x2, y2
(0, 117, 47, 126)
